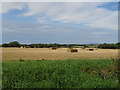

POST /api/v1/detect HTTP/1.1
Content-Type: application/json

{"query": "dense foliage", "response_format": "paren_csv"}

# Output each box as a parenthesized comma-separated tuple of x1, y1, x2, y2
(2, 59, 119, 88)
(98, 43, 120, 49)
(1, 41, 120, 49)
(2, 41, 21, 47)
(2, 41, 88, 48)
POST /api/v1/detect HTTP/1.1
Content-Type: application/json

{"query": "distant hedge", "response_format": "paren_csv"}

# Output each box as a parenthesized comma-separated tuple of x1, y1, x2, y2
(2, 41, 86, 48)
(2, 41, 120, 49)
(98, 43, 120, 49)
(2, 41, 20, 47)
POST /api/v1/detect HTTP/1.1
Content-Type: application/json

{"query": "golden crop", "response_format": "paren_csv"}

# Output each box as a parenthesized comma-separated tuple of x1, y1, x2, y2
(1, 48, 118, 61)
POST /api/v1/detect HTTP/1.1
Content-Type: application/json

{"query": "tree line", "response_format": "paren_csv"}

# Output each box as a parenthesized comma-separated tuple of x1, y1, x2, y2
(98, 43, 120, 49)
(1, 41, 120, 49)
(1, 41, 85, 48)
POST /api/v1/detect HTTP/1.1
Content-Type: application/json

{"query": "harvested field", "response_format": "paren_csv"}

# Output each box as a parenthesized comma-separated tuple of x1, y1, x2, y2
(2, 48, 119, 61)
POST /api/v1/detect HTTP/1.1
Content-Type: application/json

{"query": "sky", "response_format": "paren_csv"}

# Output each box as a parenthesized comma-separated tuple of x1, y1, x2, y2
(1, 2, 119, 44)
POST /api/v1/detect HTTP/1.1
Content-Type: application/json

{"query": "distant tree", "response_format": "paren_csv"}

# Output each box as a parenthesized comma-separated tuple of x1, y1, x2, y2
(8, 41, 21, 47)
(2, 43, 9, 47)
(98, 43, 120, 49)
(116, 43, 120, 49)
(21, 44, 28, 47)
(83, 45, 88, 48)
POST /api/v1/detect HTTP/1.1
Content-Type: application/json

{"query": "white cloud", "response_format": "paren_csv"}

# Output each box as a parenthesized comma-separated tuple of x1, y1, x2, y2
(91, 32, 108, 35)
(1, 2, 118, 30)
(1, 0, 120, 2)
(87, 8, 118, 30)
(21, 2, 118, 30)
(1, 2, 25, 13)
(3, 21, 118, 44)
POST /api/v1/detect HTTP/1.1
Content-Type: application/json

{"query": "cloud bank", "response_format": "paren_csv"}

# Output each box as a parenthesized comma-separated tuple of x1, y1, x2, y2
(1, 2, 118, 30)
(1, 2, 118, 44)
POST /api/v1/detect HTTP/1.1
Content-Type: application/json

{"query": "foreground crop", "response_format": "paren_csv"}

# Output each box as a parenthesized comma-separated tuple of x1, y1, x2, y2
(2, 59, 119, 88)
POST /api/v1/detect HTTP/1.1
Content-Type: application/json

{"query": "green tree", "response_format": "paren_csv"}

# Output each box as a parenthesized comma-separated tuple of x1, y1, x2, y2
(2, 43, 9, 47)
(8, 41, 21, 47)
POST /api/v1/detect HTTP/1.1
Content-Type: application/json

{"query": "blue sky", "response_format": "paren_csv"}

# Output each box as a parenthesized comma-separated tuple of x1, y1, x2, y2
(1, 2, 118, 44)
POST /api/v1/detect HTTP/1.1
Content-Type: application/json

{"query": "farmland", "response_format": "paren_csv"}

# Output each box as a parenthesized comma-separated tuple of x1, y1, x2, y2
(2, 48, 118, 61)
(2, 1, 119, 88)
(1, 48, 119, 88)
(2, 59, 119, 88)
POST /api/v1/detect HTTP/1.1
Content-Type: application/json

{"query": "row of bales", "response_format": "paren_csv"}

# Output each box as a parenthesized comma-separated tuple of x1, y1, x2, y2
(68, 48, 97, 52)
(20, 45, 98, 52)
(21, 46, 97, 50)
(51, 47, 98, 52)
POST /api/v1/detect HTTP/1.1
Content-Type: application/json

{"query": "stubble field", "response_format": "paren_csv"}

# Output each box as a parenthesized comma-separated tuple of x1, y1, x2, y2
(2, 48, 119, 61)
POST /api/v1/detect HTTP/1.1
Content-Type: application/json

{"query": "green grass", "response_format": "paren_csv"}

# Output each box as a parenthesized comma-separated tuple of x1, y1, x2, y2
(2, 59, 119, 88)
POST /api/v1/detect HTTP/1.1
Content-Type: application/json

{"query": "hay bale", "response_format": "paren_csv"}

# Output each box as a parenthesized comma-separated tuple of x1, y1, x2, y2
(70, 49, 78, 52)
(88, 49, 94, 51)
(51, 47, 57, 50)
(24, 46, 30, 48)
